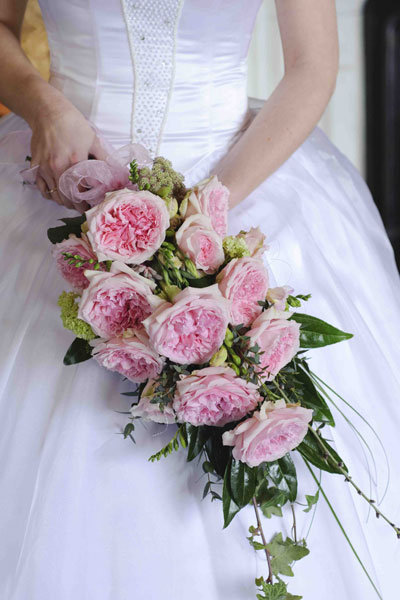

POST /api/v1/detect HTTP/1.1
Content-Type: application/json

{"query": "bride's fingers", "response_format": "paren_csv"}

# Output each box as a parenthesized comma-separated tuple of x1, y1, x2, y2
(89, 135, 108, 161)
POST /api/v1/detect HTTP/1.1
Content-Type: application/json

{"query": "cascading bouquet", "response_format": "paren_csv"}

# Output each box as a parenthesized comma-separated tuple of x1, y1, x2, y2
(47, 144, 399, 599)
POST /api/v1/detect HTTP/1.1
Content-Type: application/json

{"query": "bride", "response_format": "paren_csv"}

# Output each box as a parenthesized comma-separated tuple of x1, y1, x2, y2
(0, 1, 399, 598)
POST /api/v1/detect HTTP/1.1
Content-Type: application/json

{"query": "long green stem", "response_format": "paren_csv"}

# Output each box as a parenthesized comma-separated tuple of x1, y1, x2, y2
(304, 460, 383, 600)
(307, 426, 400, 537)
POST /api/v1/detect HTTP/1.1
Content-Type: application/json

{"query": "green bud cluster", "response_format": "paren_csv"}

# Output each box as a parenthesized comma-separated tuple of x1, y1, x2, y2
(223, 235, 251, 260)
(129, 157, 186, 204)
(57, 291, 96, 341)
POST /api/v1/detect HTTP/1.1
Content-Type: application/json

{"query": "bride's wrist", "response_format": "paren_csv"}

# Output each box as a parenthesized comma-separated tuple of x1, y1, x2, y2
(23, 76, 75, 129)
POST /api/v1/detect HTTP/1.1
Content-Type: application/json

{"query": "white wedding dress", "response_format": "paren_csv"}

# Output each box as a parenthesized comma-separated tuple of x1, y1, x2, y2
(1, 1, 399, 599)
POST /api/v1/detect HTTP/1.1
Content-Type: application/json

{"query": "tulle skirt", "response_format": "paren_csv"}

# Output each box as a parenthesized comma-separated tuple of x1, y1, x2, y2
(1, 113, 399, 600)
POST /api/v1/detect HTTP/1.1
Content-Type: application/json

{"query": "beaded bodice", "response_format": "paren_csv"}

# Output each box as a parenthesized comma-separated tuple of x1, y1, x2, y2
(38, 0, 263, 172)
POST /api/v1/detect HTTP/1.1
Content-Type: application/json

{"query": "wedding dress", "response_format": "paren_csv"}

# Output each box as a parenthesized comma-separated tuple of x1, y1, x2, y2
(1, 1, 399, 599)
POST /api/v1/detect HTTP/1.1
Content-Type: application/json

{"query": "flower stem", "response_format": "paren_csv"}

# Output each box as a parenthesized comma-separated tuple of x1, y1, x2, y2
(291, 503, 297, 543)
(252, 497, 273, 584)
(307, 426, 400, 538)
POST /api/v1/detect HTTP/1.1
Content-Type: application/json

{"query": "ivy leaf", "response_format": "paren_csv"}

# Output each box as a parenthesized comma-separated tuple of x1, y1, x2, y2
(47, 215, 86, 244)
(63, 337, 92, 365)
(222, 461, 242, 528)
(294, 367, 335, 426)
(297, 431, 347, 475)
(261, 503, 283, 519)
(290, 313, 353, 348)
(303, 490, 320, 513)
(255, 578, 302, 600)
(229, 458, 257, 507)
(266, 533, 310, 578)
(267, 454, 297, 502)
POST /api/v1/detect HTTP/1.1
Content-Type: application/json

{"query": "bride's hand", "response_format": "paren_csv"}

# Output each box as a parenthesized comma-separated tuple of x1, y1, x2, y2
(30, 102, 106, 211)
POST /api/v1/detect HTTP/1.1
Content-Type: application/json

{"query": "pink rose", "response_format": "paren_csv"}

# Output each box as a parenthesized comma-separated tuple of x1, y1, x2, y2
(86, 188, 170, 263)
(78, 262, 164, 338)
(222, 399, 312, 466)
(186, 176, 229, 237)
(176, 214, 225, 274)
(143, 285, 230, 365)
(237, 227, 267, 258)
(52, 233, 101, 291)
(247, 307, 300, 381)
(91, 332, 165, 383)
(217, 257, 269, 326)
(130, 380, 176, 424)
(173, 366, 261, 426)
(266, 286, 293, 311)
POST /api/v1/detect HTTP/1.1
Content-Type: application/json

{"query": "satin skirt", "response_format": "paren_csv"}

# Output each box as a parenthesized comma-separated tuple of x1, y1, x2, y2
(1, 113, 400, 600)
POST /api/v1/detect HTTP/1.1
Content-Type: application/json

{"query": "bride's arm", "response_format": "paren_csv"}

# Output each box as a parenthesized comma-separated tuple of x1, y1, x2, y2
(0, 0, 104, 209)
(215, 0, 339, 209)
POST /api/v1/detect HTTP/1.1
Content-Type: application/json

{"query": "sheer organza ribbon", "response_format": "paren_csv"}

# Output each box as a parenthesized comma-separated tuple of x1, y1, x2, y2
(57, 143, 153, 209)
(14, 126, 154, 209)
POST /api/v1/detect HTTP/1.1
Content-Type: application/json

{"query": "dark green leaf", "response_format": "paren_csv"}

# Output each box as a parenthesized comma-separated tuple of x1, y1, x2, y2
(222, 461, 241, 528)
(63, 337, 92, 365)
(290, 313, 353, 348)
(295, 367, 335, 426)
(205, 431, 231, 477)
(229, 458, 257, 507)
(183, 273, 216, 288)
(47, 215, 86, 244)
(267, 454, 298, 502)
(202, 461, 214, 474)
(185, 425, 211, 461)
(297, 431, 347, 474)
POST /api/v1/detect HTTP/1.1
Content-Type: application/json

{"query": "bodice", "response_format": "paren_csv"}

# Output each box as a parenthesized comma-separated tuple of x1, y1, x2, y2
(38, 0, 263, 172)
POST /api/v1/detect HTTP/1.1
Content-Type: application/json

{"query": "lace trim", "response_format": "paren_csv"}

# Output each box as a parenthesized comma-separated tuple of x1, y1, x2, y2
(120, 0, 184, 156)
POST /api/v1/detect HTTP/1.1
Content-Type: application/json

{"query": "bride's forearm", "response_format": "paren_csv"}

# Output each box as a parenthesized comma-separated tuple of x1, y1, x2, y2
(0, 19, 72, 126)
(215, 61, 337, 208)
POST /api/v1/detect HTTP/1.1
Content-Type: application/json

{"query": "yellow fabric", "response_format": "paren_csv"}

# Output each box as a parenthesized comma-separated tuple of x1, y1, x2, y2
(0, 0, 50, 116)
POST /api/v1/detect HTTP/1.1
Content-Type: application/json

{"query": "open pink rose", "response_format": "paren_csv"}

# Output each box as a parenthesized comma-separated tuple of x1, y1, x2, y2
(176, 214, 224, 274)
(217, 257, 269, 326)
(86, 188, 170, 263)
(78, 262, 164, 338)
(91, 332, 165, 383)
(52, 233, 101, 291)
(247, 307, 300, 381)
(173, 366, 261, 426)
(130, 380, 176, 424)
(222, 399, 312, 466)
(266, 286, 293, 311)
(186, 176, 229, 238)
(143, 285, 230, 365)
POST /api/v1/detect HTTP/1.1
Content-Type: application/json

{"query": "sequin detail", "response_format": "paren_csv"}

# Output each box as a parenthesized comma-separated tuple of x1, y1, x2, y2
(120, 0, 184, 155)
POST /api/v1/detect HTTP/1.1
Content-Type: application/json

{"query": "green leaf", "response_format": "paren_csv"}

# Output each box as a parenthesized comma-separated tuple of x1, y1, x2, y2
(290, 313, 353, 348)
(297, 431, 347, 474)
(183, 273, 215, 288)
(255, 578, 302, 600)
(63, 337, 92, 365)
(205, 431, 231, 477)
(222, 461, 242, 528)
(266, 533, 309, 579)
(295, 367, 335, 426)
(261, 503, 283, 519)
(47, 215, 86, 244)
(185, 425, 212, 461)
(229, 458, 257, 507)
(303, 490, 320, 513)
(267, 454, 298, 502)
